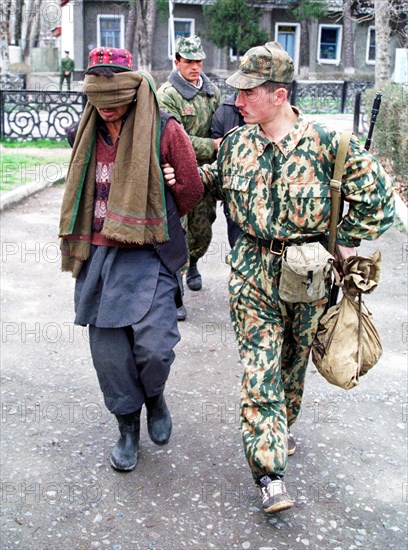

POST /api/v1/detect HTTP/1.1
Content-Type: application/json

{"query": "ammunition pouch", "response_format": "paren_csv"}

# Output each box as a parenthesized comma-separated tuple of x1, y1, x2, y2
(279, 242, 334, 303)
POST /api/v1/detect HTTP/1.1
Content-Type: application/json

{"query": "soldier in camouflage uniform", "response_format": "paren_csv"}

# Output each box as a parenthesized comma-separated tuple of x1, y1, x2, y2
(158, 36, 221, 317)
(196, 42, 395, 514)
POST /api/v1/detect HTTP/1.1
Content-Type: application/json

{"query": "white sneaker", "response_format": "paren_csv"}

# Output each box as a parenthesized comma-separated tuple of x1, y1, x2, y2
(260, 476, 294, 514)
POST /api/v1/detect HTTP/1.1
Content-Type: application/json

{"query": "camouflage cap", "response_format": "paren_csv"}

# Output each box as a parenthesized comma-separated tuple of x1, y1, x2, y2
(226, 41, 294, 89)
(176, 35, 206, 60)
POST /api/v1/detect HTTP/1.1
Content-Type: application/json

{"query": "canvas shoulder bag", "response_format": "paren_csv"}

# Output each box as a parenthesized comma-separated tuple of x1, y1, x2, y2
(312, 131, 383, 389)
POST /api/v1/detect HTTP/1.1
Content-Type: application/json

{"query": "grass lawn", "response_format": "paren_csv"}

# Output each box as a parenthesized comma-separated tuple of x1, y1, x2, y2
(0, 146, 72, 191)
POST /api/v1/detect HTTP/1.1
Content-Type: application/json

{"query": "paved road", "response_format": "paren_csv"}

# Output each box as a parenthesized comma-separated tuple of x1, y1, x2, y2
(0, 183, 407, 550)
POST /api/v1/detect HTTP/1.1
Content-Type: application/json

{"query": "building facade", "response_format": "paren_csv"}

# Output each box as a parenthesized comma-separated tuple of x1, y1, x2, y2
(60, 0, 404, 83)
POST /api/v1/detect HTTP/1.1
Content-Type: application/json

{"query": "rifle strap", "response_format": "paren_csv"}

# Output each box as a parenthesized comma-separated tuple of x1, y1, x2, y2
(328, 130, 352, 255)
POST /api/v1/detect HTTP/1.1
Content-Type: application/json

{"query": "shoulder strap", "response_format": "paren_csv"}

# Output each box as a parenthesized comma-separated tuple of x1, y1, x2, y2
(328, 130, 352, 255)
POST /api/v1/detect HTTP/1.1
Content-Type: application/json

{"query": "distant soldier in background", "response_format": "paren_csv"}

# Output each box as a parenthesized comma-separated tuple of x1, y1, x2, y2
(60, 50, 75, 91)
(158, 35, 221, 320)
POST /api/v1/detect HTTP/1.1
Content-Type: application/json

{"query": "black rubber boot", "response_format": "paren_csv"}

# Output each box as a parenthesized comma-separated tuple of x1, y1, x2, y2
(110, 410, 141, 472)
(145, 393, 172, 446)
(177, 305, 187, 321)
(186, 256, 202, 291)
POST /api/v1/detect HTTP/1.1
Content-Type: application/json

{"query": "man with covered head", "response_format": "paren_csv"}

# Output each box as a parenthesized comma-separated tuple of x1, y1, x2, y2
(158, 35, 221, 319)
(166, 41, 395, 513)
(59, 47, 203, 472)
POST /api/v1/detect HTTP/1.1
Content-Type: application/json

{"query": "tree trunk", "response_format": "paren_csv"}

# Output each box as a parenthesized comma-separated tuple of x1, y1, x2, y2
(22, 0, 43, 64)
(14, 0, 25, 47)
(299, 19, 309, 78)
(308, 18, 318, 76)
(31, 0, 43, 48)
(135, 0, 156, 71)
(1, 0, 13, 42)
(125, 1, 136, 53)
(374, 0, 392, 88)
(342, 0, 355, 74)
(0, 0, 13, 72)
(22, 0, 34, 63)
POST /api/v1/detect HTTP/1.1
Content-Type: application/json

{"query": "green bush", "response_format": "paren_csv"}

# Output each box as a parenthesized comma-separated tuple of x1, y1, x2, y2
(363, 84, 408, 179)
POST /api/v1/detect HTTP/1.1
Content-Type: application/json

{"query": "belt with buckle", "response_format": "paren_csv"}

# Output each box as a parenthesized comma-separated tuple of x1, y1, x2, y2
(246, 234, 327, 255)
(246, 234, 286, 255)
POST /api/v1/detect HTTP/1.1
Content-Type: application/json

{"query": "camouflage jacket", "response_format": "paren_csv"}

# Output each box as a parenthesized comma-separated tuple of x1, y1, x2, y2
(157, 70, 221, 165)
(200, 111, 395, 248)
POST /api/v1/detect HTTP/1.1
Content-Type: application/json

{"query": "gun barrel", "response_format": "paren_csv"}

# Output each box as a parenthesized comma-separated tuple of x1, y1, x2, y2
(364, 92, 382, 151)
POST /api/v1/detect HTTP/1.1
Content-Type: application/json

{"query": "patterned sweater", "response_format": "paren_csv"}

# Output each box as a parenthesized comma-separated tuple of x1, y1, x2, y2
(66, 113, 203, 240)
(66, 111, 203, 272)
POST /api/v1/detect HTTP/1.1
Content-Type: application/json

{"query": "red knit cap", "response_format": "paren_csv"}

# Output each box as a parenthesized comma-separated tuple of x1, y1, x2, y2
(86, 47, 133, 71)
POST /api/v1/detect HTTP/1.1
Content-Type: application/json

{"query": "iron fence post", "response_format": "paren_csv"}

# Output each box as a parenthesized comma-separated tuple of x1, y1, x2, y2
(0, 90, 3, 139)
(341, 81, 348, 113)
(353, 92, 361, 136)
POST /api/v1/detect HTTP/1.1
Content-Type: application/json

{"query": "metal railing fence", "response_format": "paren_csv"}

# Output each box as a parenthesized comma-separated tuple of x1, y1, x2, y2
(0, 80, 373, 141)
(0, 89, 86, 141)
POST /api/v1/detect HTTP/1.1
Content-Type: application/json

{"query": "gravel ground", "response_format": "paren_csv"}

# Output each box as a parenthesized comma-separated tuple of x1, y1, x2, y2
(0, 183, 407, 550)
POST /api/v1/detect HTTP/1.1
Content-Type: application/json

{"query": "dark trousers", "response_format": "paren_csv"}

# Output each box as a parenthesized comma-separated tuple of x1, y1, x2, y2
(88, 267, 180, 415)
(60, 73, 71, 91)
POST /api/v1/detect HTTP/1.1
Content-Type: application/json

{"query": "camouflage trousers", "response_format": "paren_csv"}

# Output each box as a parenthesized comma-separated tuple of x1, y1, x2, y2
(183, 192, 217, 260)
(228, 246, 329, 481)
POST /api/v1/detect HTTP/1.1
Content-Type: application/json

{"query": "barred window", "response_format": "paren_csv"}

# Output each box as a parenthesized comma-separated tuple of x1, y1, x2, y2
(97, 15, 124, 49)
(168, 18, 195, 59)
(318, 25, 342, 65)
(366, 27, 376, 65)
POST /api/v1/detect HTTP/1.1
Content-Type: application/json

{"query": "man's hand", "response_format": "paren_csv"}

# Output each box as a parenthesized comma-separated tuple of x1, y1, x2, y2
(335, 244, 357, 278)
(162, 163, 176, 187)
(213, 137, 222, 152)
(336, 244, 357, 262)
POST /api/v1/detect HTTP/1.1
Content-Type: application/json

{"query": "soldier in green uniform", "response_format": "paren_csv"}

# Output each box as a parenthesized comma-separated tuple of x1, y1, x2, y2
(166, 42, 395, 514)
(157, 36, 221, 319)
(60, 50, 75, 91)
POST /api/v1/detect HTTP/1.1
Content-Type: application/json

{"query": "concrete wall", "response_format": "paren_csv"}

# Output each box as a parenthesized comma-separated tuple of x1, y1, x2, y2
(31, 48, 59, 72)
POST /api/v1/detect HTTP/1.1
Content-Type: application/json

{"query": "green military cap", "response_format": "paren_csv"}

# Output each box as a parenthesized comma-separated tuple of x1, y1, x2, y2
(176, 35, 206, 60)
(226, 41, 294, 89)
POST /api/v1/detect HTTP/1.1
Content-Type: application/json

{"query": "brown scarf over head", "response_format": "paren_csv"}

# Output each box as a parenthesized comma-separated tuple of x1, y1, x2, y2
(59, 71, 168, 277)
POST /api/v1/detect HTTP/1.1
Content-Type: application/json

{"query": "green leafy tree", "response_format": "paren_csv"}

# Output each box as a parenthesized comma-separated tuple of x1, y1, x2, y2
(156, 0, 169, 24)
(203, 0, 269, 66)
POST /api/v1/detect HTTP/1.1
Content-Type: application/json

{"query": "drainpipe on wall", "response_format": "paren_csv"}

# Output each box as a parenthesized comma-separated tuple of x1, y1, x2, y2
(169, 0, 176, 69)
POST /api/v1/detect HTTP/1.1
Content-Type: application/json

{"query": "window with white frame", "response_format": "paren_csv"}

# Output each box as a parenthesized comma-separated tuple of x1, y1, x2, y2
(97, 15, 124, 49)
(168, 18, 194, 59)
(317, 25, 342, 65)
(366, 27, 376, 64)
(229, 46, 245, 61)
